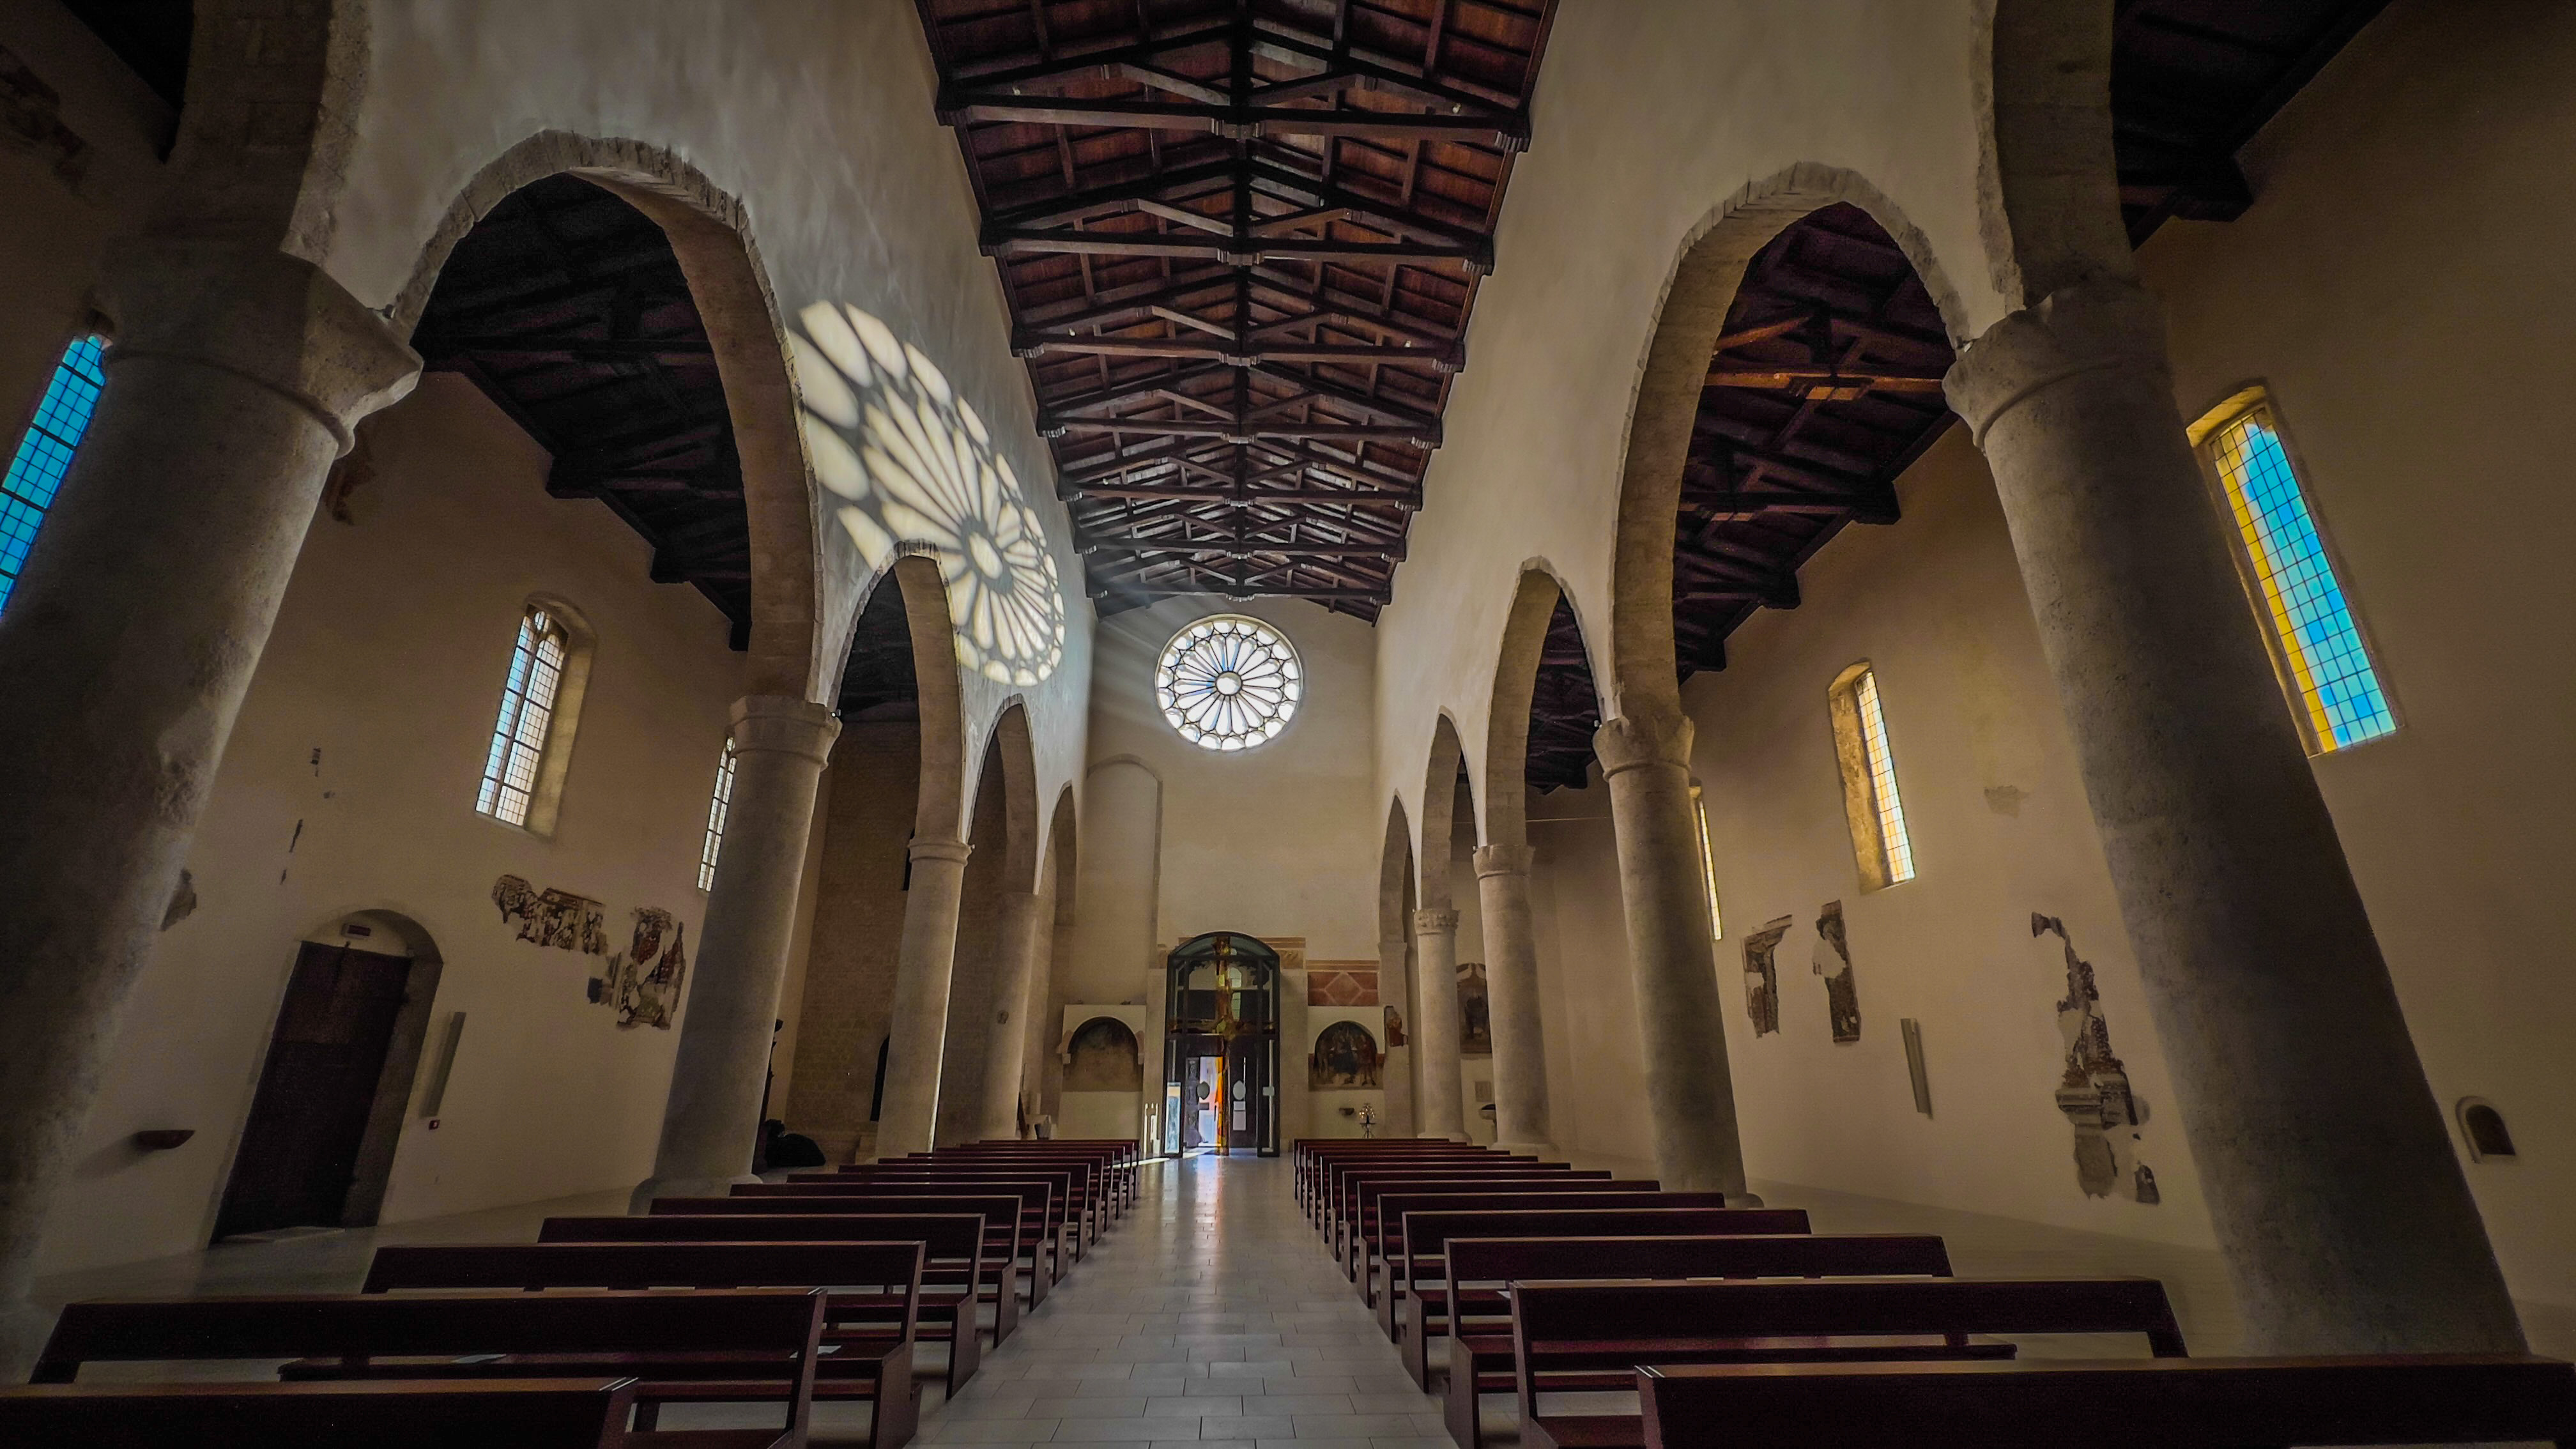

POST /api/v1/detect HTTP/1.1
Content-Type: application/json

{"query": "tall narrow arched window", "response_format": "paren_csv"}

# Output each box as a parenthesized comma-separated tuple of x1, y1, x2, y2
(697, 740, 737, 891)
(1, 335, 107, 612)
(1828, 663, 1915, 891)
(1690, 783, 1726, 940)
(2189, 388, 2395, 753)
(475, 600, 593, 833)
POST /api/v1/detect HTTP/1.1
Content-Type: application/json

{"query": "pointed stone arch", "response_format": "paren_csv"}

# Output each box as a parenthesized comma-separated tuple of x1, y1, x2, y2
(1417, 712, 1474, 909)
(1975, 0, 2137, 307)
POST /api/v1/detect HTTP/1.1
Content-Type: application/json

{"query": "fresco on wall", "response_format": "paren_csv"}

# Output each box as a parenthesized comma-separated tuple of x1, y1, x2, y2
(1310, 1020, 1382, 1089)
(1742, 916, 1793, 1036)
(1455, 962, 1492, 1055)
(593, 907, 687, 1031)
(1383, 1004, 1407, 1049)
(1813, 901, 1862, 1043)
(492, 875, 608, 955)
(2035, 913, 2156, 1202)
(1307, 963, 1379, 1006)
(1064, 1017, 1143, 1091)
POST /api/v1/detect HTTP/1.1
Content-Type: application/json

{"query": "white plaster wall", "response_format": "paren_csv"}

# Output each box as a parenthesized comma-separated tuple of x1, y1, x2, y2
(1525, 785, 1653, 1170)
(1372, 0, 2012, 854)
(38, 374, 742, 1271)
(1066, 760, 1161, 1009)
(2132, 0, 2576, 1306)
(1086, 598, 1381, 960)
(1680, 429, 2212, 1250)
(320, 0, 1095, 862)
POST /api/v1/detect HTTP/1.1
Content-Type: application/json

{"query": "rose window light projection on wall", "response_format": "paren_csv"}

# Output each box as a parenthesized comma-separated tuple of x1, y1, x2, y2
(1156, 615, 1301, 752)
(793, 302, 1068, 687)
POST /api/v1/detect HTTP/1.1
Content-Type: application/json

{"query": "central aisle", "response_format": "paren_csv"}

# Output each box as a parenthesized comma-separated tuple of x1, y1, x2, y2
(926, 1152, 1447, 1447)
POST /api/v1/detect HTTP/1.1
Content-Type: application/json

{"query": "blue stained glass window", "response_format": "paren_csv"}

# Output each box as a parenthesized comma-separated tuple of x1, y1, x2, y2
(2202, 402, 2396, 753)
(0, 335, 107, 613)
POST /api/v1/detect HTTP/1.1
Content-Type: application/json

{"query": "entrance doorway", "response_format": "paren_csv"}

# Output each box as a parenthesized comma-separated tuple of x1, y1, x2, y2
(215, 940, 417, 1238)
(1160, 931, 1280, 1156)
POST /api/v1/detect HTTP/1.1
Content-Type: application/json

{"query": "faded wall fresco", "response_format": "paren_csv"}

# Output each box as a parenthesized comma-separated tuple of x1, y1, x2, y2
(492, 875, 607, 955)
(1310, 1020, 1382, 1089)
(1742, 915, 1792, 1036)
(1456, 960, 1492, 1055)
(1064, 1017, 1142, 1092)
(1813, 901, 1861, 1043)
(594, 907, 687, 1031)
(2035, 913, 2158, 1204)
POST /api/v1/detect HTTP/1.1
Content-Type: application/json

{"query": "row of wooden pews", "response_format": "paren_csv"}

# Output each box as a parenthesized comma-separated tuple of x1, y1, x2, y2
(1292, 1137, 2576, 1449)
(0, 1136, 1137, 1447)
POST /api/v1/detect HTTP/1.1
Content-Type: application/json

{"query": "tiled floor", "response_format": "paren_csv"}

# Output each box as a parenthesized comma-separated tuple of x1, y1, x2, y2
(933, 1152, 1445, 1448)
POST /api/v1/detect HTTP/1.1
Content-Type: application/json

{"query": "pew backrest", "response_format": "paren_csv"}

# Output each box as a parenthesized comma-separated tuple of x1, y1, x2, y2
(1634, 1356, 2576, 1449)
(0, 1377, 640, 1449)
(1514, 1275, 2188, 1358)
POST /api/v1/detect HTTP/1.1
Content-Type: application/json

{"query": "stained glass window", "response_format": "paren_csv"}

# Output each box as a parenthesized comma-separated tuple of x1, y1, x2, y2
(1, 335, 107, 612)
(2198, 398, 2395, 753)
(1156, 615, 1301, 751)
(1690, 784, 1726, 940)
(698, 740, 737, 891)
(477, 606, 572, 827)
(1853, 668, 1915, 884)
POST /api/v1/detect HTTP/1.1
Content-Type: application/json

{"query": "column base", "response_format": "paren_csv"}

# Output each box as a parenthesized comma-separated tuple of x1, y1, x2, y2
(1726, 1191, 1766, 1208)
(1494, 1139, 1556, 1158)
(628, 1172, 762, 1212)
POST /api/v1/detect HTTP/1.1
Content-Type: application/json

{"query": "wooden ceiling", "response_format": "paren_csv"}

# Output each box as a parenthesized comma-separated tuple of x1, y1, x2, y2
(838, 577, 923, 716)
(1523, 592, 1598, 792)
(914, 0, 1556, 620)
(415, 176, 753, 648)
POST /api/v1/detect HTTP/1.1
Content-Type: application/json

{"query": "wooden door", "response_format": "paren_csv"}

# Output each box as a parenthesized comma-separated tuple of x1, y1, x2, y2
(215, 942, 414, 1239)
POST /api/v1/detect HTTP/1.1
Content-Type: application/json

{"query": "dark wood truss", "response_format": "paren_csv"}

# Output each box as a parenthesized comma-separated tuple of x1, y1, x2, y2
(1524, 593, 1598, 793)
(414, 176, 752, 648)
(839, 576, 922, 716)
(914, 0, 1556, 618)
(2113, 0, 2393, 241)
(1669, 203, 1953, 682)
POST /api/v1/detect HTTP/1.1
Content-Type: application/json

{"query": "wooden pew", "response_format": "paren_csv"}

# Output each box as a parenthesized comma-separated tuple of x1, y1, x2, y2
(930, 1144, 1136, 1216)
(0, 1377, 640, 1449)
(1512, 1275, 2188, 1449)
(1315, 1149, 1521, 1223)
(1297, 1142, 1502, 1222)
(723, 1184, 1061, 1297)
(1436, 1234, 1956, 1449)
(654, 1193, 1043, 1310)
(1368, 1191, 1776, 1315)
(776, 1172, 1076, 1274)
(1343, 1173, 1629, 1284)
(360, 1241, 924, 1448)
(1385, 1206, 1812, 1384)
(1330, 1163, 1585, 1262)
(33, 1289, 820, 1448)
(541, 1213, 1000, 1389)
(843, 1163, 1099, 1248)
(1636, 1355, 2576, 1449)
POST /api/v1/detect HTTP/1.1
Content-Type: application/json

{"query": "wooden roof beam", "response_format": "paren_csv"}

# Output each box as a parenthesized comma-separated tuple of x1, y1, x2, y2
(940, 91, 1527, 150)
(1041, 415, 1438, 445)
(1078, 535, 1406, 558)
(1013, 330, 1464, 371)
(983, 226, 1492, 272)
(1063, 482, 1421, 508)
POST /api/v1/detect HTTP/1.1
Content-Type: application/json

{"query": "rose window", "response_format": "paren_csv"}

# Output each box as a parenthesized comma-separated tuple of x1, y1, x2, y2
(1156, 615, 1301, 751)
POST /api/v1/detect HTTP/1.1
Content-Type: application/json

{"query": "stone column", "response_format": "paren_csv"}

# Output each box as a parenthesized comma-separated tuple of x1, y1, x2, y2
(631, 697, 839, 1205)
(1410, 908, 1467, 1139)
(1473, 844, 1553, 1153)
(1945, 279, 2521, 1354)
(873, 836, 974, 1160)
(1376, 934, 1416, 1136)
(1597, 710, 1753, 1200)
(0, 243, 418, 1373)
(976, 890, 1046, 1140)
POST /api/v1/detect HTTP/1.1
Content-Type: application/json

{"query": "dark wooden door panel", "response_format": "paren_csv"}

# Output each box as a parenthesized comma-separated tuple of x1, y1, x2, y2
(216, 943, 413, 1239)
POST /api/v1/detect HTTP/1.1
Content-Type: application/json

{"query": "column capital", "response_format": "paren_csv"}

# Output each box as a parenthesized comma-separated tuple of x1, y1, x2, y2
(1473, 842, 1532, 879)
(907, 834, 973, 866)
(727, 694, 841, 765)
(1943, 280, 2172, 447)
(1594, 708, 1694, 778)
(97, 240, 420, 454)
(1413, 907, 1459, 935)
